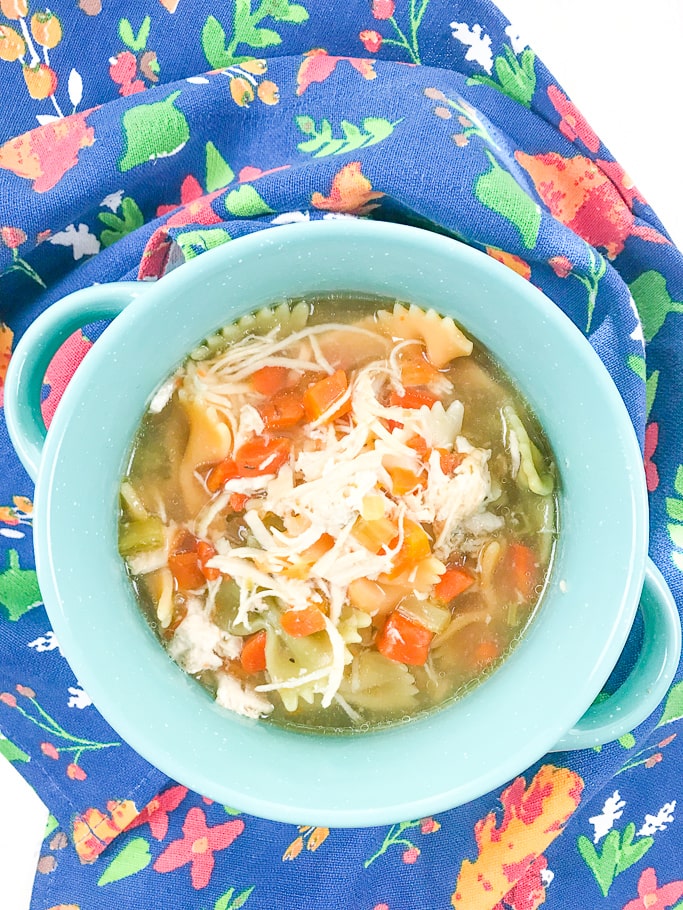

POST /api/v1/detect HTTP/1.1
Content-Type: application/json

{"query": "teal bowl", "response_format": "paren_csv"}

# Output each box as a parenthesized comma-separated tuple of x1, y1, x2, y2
(5, 221, 680, 826)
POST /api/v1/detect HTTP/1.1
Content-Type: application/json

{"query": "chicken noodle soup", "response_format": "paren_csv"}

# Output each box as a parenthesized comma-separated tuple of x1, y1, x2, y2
(118, 296, 557, 732)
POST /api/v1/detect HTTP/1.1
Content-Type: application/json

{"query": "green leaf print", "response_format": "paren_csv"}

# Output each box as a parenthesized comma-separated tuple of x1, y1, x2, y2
(577, 824, 654, 897)
(97, 197, 144, 247)
(468, 46, 537, 108)
(629, 270, 683, 343)
(119, 16, 151, 52)
(214, 886, 255, 910)
(657, 682, 683, 727)
(475, 150, 541, 249)
(98, 837, 152, 886)
(225, 185, 274, 217)
(43, 815, 59, 840)
(176, 229, 231, 260)
(0, 735, 29, 762)
(0, 550, 42, 621)
(205, 142, 235, 192)
(118, 92, 190, 173)
(296, 115, 401, 157)
(201, 0, 308, 69)
(626, 356, 658, 417)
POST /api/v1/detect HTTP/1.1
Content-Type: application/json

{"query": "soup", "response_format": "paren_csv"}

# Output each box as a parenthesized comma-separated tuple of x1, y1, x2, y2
(118, 296, 557, 732)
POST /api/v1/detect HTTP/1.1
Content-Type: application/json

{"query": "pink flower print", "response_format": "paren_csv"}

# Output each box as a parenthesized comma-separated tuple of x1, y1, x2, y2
(372, 0, 395, 18)
(41, 742, 59, 759)
(0, 693, 17, 707)
(360, 29, 383, 52)
(622, 868, 683, 910)
(420, 817, 440, 834)
(66, 762, 87, 780)
(548, 255, 572, 278)
(402, 846, 420, 864)
(127, 784, 188, 840)
(153, 807, 245, 889)
(644, 752, 663, 769)
(0, 226, 26, 248)
(547, 85, 600, 153)
(644, 422, 659, 492)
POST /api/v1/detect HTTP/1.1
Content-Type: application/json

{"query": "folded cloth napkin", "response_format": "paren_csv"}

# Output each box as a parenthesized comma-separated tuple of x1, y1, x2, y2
(1, 1, 682, 908)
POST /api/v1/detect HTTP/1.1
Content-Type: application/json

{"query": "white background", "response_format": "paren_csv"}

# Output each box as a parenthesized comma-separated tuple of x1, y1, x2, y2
(1, 1, 682, 906)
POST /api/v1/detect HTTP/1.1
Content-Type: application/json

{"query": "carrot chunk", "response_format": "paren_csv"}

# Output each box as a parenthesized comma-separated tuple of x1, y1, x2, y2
(303, 370, 350, 422)
(233, 436, 291, 476)
(280, 606, 326, 638)
(228, 492, 249, 512)
(260, 390, 305, 430)
(168, 551, 205, 590)
(351, 516, 397, 553)
(508, 543, 539, 599)
(197, 540, 220, 581)
(390, 388, 438, 409)
(405, 434, 430, 458)
(399, 349, 441, 386)
(240, 630, 267, 673)
(386, 518, 432, 579)
(206, 458, 238, 492)
(474, 639, 500, 665)
(376, 610, 433, 665)
(438, 449, 466, 474)
(386, 465, 425, 495)
(434, 566, 474, 603)
(251, 366, 289, 396)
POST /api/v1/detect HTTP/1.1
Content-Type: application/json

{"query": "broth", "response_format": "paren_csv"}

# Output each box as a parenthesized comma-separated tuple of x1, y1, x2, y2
(118, 295, 558, 732)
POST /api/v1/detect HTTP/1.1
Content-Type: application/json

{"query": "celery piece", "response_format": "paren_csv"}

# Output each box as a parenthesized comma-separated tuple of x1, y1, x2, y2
(397, 596, 451, 633)
(118, 517, 166, 556)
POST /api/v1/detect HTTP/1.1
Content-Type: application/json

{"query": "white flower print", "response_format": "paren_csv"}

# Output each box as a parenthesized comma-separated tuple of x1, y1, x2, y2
(504, 23, 528, 55)
(101, 190, 125, 212)
(450, 21, 493, 74)
(589, 790, 626, 843)
(28, 631, 60, 653)
(67, 686, 92, 710)
(638, 801, 676, 837)
(49, 223, 101, 260)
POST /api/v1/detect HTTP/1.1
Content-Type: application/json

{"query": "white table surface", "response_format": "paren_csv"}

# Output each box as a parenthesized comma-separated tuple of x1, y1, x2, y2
(1, 2, 681, 907)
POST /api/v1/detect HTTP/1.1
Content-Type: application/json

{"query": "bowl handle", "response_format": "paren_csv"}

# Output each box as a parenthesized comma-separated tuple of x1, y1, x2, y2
(551, 558, 681, 752)
(4, 282, 149, 482)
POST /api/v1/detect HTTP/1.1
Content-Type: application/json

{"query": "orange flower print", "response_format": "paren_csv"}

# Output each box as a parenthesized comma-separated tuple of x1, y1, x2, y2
(547, 85, 600, 154)
(486, 247, 531, 281)
(452, 765, 584, 909)
(515, 151, 669, 260)
(311, 162, 383, 215)
(623, 868, 683, 910)
(153, 807, 244, 889)
(127, 784, 189, 840)
(493, 854, 550, 910)
(73, 799, 139, 863)
(0, 322, 13, 408)
(0, 108, 98, 193)
(283, 825, 330, 860)
(296, 49, 377, 96)
(41, 330, 93, 426)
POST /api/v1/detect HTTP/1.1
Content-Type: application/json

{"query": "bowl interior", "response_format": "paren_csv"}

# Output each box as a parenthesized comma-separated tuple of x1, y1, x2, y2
(36, 221, 647, 825)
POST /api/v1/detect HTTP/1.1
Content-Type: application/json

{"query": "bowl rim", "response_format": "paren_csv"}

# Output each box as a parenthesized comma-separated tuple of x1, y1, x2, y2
(33, 220, 648, 825)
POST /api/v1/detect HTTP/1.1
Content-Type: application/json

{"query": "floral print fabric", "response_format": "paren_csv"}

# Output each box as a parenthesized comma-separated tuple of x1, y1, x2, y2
(0, 1, 682, 908)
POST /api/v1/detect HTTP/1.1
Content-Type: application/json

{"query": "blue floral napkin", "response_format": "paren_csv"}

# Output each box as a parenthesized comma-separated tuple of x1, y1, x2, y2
(1, 1, 682, 908)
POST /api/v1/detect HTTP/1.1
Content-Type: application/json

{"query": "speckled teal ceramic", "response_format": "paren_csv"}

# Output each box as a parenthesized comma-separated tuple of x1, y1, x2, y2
(5, 221, 681, 826)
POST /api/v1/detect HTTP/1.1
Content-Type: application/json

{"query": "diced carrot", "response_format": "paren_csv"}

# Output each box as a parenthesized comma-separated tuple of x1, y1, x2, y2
(390, 387, 438, 409)
(229, 492, 249, 512)
(206, 458, 238, 492)
(282, 533, 335, 579)
(233, 436, 291, 477)
(405, 434, 430, 458)
(386, 465, 425, 495)
(434, 566, 474, 603)
(240, 630, 267, 673)
(376, 610, 433, 665)
(251, 366, 289, 396)
(508, 543, 539, 599)
(351, 516, 398, 553)
(168, 550, 205, 590)
(438, 449, 466, 474)
(386, 518, 432, 579)
(399, 349, 441, 386)
(197, 540, 220, 581)
(280, 606, 326, 638)
(303, 370, 350, 422)
(260, 390, 305, 430)
(474, 639, 500, 665)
